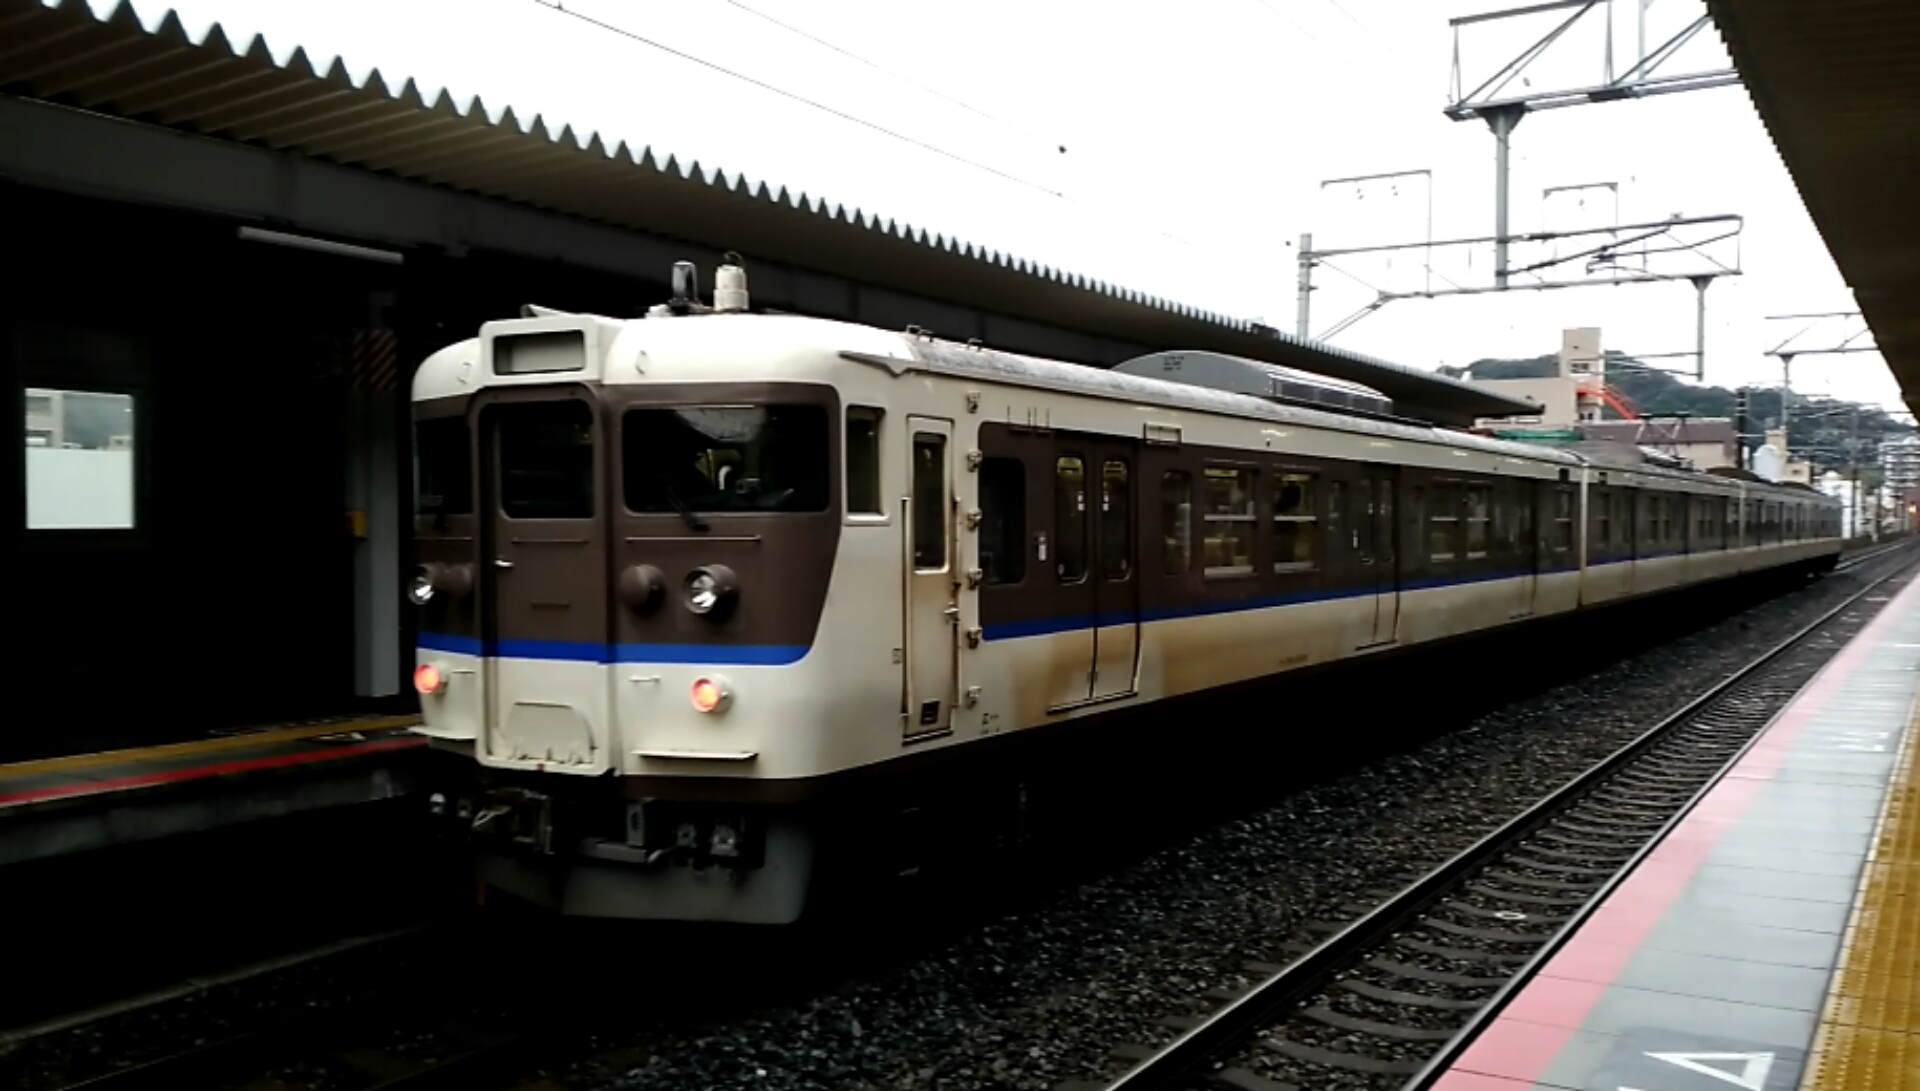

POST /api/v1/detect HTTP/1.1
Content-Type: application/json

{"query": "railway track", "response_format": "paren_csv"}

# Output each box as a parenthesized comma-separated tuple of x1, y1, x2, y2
(18, 547, 1908, 1091)
(1096, 545, 1916, 1091)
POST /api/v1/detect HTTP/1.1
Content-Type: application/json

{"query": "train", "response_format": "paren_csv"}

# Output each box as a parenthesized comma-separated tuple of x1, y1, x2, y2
(408, 260, 1842, 923)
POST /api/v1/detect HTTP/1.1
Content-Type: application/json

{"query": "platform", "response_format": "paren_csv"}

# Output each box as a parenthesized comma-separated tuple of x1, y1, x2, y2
(1429, 569, 1920, 1091)
(0, 716, 427, 866)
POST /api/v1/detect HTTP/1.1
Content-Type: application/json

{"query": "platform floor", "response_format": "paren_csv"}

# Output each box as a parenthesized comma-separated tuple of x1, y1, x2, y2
(1431, 569, 1920, 1091)
(0, 715, 425, 865)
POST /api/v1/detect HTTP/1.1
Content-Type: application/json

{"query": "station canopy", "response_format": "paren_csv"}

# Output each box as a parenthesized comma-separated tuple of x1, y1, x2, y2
(0, 0, 1537, 429)
(1708, 1, 1920, 418)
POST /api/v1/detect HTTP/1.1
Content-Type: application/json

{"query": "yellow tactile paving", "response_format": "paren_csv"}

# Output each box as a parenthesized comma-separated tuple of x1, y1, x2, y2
(1801, 696, 1920, 1090)
(0, 714, 423, 780)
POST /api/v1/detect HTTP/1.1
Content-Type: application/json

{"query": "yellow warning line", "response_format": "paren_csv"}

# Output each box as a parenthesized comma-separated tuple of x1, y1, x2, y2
(0, 715, 423, 781)
(1800, 690, 1920, 1089)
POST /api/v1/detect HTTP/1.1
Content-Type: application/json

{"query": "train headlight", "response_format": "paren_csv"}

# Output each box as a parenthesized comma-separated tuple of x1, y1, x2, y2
(408, 571, 437, 606)
(413, 663, 448, 695)
(409, 563, 474, 606)
(619, 564, 666, 614)
(683, 565, 738, 619)
(690, 676, 732, 714)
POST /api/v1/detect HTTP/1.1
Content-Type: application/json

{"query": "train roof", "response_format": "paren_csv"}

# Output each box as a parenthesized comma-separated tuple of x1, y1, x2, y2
(417, 308, 1827, 501)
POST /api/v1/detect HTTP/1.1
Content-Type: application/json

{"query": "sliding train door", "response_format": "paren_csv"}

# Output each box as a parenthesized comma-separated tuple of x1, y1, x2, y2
(1047, 434, 1140, 708)
(904, 417, 960, 738)
(1358, 466, 1399, 646)
(1513, 480, 1540, 618)
(1088, 442, 1140, 701)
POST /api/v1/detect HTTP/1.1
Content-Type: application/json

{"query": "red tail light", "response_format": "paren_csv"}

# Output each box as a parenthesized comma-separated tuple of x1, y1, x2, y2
(414, 663, 446, 695)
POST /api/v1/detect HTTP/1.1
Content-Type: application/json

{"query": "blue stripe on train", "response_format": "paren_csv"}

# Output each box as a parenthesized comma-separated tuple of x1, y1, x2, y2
(414, 632, 808, 666)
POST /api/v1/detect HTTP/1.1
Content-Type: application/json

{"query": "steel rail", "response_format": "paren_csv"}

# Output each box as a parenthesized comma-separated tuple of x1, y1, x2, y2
(1101, 543, 1915, 1091)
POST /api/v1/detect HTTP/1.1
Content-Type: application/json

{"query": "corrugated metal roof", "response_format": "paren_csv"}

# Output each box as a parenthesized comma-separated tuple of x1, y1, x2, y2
(1707, 0, 1920, 418)
(0, 0, 1538, 424)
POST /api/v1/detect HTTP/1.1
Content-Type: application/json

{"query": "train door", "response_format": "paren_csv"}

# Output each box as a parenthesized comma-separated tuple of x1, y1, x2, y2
(1089, 444, 1140, 701)
(477, 390, 612, 772)
(1357, 466, 1399, 646)
(1043, 436, 1138, 708)
(905, 418, 960, 737)
(1513, 480, 1538, 618)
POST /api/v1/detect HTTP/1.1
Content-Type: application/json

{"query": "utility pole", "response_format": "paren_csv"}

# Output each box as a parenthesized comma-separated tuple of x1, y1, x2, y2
(1690, 275, 1713, 380)
(1850, 406, 1861, 538)
(1485, 105, 1525, 288)
(1296, 232, 1314, 339)
(1778, 352, 1794, 432)
(1734, 388, 1751, 471)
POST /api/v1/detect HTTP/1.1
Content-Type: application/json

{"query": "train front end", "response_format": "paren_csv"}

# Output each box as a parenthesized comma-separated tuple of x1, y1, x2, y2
(407, 277, 880, 924)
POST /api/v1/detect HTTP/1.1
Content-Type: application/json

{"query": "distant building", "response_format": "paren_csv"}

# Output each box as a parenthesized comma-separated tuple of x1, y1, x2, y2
(1474, 328, 1608, 427)
(1577, 418, 1738, 472)
(1881, 435, 1920, 495)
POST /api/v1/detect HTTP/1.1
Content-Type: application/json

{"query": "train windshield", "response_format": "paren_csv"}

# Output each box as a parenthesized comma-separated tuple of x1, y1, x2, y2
(414, 416, 472, 517)
(623, 405, 829, 513)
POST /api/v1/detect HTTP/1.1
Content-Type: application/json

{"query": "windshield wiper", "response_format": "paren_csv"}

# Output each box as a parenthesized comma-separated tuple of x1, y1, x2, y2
(664, 483, 709, 532)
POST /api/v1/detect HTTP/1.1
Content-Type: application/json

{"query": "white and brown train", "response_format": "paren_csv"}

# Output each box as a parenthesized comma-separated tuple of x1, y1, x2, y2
(409, 263, 1841, 923)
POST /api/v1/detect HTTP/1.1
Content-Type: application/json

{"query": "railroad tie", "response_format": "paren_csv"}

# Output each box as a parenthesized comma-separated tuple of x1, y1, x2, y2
(1260, 1038, 1422, 1075)
(1369, 959, 1509, 987)
(1302, 1006, 1458, 1042)
(1340, 979, 1485, 1010)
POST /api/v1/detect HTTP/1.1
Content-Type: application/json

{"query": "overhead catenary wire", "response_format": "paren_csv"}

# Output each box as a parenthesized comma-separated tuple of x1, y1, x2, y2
(528, 0, 1063, 198)
(529, 0, 1206, 249)
(720, 0, 1067, 155)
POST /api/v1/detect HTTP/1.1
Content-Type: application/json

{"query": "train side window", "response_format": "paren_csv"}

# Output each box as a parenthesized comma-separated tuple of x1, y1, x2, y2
(1325, 481, 1346, 554)
(1161, 470, 1193, 575)
(1272, 472, 1316, 572)
(1055, 455, 1088, 582)
(26, 387, 137, 530)
(499, 399, 595, 519)
(1595, 489, 1611, 549)
(1101, 459, 1131, 580)
(1464, 485, 1491, 558)
(1427, 483, 1460, 561)
(846, 407, 884, 516)
(1553, 487, 1574, 552)
(1202, 465, 1255, 577)
(911, 433, 948, 569)
(1374, 478, 1394, 561)
(414, 415, 471, 519)
(979, 457, 1025, 585)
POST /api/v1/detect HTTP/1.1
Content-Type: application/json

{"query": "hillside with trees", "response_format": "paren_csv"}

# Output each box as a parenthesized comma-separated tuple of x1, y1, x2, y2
(1440, 352, 1912, 475)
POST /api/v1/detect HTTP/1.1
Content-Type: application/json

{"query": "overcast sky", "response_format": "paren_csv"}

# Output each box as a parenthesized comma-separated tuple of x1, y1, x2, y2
(114, 0, 1901, 411)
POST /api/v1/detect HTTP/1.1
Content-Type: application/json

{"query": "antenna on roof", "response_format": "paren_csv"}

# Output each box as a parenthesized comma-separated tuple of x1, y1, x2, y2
(669, 261, 699, 315)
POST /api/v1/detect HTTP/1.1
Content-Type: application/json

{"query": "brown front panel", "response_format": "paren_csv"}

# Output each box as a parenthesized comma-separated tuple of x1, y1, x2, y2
(604, 382, 841, 661)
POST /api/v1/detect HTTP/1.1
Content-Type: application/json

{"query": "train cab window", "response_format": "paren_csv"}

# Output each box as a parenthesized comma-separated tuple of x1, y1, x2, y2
(1272, 473, 1316, 572)
(1202, 466, 1255, 577)
(499, 400, 595, 519)
(1552, 487, 1574, 552)
(1055, 456, 1088, 582)
(845, 406, 883, 516)
(25, 387, 136, 530)
(1427, 484, 1460, 561)
(625, 405, 829, 514)
(912, 433, 948, 569)
(1162, 471, 1193, 575)
(414, 415, 471, 520)
(1101, 460, 1132, 580)
(1464, 485, 1491, 558)
(979, 457, 1025, 585)
(1326, 481, 1346, 554)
